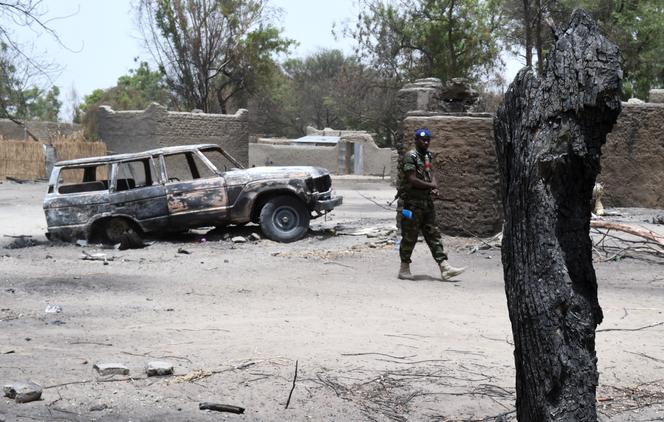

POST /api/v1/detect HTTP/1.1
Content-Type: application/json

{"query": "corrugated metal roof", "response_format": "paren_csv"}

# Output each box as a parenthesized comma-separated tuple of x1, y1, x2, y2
(292, 135, 340, 144)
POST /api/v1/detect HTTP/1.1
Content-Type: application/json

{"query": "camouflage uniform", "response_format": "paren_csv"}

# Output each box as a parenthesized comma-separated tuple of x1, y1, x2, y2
(398, 149, 448, 264)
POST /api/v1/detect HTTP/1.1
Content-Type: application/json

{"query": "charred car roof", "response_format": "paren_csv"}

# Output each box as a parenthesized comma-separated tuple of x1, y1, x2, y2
(54, 144, 225, 167)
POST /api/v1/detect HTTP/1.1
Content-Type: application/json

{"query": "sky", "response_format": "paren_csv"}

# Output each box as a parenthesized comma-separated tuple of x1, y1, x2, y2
(17, 0, 358, 101)
(11, 0, 522, 121)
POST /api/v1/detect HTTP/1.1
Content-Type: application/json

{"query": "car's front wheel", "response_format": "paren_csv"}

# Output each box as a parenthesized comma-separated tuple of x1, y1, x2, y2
(259, 196, 310, 242)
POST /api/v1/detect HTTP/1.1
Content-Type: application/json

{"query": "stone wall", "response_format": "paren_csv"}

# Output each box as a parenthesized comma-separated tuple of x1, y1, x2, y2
(96, 103, 249, 166)
(0, 119, 81, 142)
(249, 130, 394, 176)
(402, 113, 502, 236)
(649, 89, 664, 104)
(249, 143, 338, 172)
(600, 102, 664, 208)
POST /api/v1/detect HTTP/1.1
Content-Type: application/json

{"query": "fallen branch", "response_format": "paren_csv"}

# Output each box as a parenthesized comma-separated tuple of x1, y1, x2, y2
(45, 376, 147, 389)
(591, 220, 664, 247)
(341, 352, 416, 360)
(597, 321, 664, 333)
(626, 351, 664, 364)
(285, 359, 298, 409)
(199, 403, 244, 414)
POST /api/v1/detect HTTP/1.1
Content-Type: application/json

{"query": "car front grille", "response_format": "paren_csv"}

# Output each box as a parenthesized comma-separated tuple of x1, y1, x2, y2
(313, 175, 331, 193)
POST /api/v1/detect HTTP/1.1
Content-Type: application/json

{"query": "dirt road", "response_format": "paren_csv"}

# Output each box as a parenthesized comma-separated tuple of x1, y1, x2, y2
(1, 179, 663, 421)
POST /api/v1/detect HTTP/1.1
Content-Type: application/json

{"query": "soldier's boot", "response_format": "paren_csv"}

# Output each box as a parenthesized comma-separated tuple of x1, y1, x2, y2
(398, 263, 414, 280)
(440, 260, 465, 281)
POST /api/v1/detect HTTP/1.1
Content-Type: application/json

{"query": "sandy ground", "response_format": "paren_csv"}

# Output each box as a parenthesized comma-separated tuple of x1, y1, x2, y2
(0, 179, 663, 422)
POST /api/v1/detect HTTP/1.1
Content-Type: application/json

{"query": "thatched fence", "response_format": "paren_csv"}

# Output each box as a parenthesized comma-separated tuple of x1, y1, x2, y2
(0, 139, 107, 181)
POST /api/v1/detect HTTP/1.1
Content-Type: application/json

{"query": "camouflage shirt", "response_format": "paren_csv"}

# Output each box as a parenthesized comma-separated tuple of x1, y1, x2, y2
(400, 148, 433, 202)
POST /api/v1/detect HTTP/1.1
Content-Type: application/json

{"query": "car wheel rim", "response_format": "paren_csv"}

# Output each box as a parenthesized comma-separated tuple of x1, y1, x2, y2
(106, 220, 127, 241)
(273, 206, 298, 232)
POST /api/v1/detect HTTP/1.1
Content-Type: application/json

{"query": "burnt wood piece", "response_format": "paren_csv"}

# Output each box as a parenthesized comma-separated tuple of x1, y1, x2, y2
(493, 10, 622, 421)
(199, 402, 245, 414)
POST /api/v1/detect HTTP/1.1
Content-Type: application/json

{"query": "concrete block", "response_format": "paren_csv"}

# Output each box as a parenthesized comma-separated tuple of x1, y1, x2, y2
(93, 363, 129, 376)
(145, 361, 174, 377)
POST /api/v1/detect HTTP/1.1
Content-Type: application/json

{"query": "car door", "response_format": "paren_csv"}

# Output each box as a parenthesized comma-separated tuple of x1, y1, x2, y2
(109, 157, 169, 232)
(160, 150, 228, 228)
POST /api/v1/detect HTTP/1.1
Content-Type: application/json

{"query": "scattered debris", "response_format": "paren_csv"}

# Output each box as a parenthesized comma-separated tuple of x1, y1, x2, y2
(3, 381, 42, 403)
(199, 402, 245, 414)
(93, 363, 129, 376)
(6, 176, 28, 184)
(175, 369, 214, 383)
(232, 236, 247, 243)
(90, 403, 108, 412)
(249, 233, 261, 241)
(146, 361, 174, 377)
(44, 304, 62, 314)
(177, 248, 191, 254)
(652, 215, 664, 225)
(4, 236, 39, 249)
(342, 226, 396, 238)
(76, 239, 88, 247)
(80, 250, 114, 263)
(591, 219, 664, 261)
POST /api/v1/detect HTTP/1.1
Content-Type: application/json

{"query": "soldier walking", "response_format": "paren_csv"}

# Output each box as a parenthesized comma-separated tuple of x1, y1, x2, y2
(397, 128, 465, 281)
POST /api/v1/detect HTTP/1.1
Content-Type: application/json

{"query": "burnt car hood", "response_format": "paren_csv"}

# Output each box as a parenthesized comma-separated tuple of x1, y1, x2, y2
(223, 166, 329, 186)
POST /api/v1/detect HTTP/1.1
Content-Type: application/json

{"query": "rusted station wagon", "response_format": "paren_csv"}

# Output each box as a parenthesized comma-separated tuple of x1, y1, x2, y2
(43, 144, 342, 243)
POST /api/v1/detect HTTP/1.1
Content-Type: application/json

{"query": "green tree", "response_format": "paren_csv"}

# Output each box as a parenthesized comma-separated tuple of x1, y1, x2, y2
(0, 43, 24, 118)
(78, 61, 170, 114)
(77, 61, 170, 138)
(21, 85, 62, 121)
(502, 0, 663, 99)
(570, 0, 663, 99)
(256, 49, 399, 146)
(137, 0, 294, 113)
(347, 0, 505, 82)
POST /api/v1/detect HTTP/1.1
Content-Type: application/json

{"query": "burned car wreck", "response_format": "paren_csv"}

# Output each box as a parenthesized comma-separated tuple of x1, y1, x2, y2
(43, 144, 342, 243)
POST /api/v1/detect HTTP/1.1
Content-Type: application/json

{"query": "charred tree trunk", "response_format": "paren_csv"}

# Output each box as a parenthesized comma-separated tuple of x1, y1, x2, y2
(494, 10, 622, 421)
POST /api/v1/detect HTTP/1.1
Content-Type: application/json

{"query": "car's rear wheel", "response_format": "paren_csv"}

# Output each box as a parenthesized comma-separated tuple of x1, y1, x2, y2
(259, 196, 310, 242)
(103, 218, 143, 247)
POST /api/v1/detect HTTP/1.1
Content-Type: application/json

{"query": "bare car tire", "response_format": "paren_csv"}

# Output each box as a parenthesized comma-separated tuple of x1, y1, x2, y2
(259, 196, 310, 242)
(103, 218, 143, 248)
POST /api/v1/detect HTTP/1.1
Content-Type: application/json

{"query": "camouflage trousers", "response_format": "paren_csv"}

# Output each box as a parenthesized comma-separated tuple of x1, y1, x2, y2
(399, 202, 448, 264)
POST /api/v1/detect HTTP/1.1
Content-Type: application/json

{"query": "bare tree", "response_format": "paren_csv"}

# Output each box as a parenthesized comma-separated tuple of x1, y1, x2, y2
(0, 0, 66, 131)
(136, 0, 292, 113)
(494, 10, 622, 420)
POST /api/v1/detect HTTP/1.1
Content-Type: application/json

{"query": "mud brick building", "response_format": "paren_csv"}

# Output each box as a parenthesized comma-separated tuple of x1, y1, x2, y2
(397, 79, 664, 236)
(96, 103, 249, 166)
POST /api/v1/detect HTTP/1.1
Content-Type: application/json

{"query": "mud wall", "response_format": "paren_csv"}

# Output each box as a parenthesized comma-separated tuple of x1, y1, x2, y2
(0, 120, 81, 142)
(249, 143, 338, 172)
(96, 103, 249, 166)
(402, 113, 502, 236)
(249, 131, 394, 176)
(600, 102, 664, 208)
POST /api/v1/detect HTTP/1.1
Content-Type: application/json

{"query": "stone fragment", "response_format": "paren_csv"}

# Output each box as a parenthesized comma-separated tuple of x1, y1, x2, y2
(44, 304, 62, 313)
(93, 363, 129, 376)
(3, 381, 42, 403)
(145, 361, 174, 377)
(90, 403, 108, 411)
(248, 233, 261, 241)
(231, 236, 247, 243)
